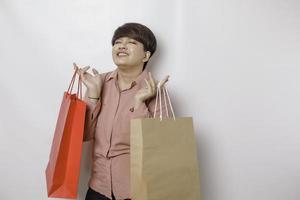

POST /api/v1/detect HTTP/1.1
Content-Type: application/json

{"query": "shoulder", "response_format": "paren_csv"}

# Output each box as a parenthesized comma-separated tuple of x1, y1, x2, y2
(98, 68, 116, 82)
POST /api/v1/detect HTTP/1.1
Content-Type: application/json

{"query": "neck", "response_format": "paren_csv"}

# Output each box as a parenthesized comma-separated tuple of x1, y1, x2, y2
(117, 65, 144, 83)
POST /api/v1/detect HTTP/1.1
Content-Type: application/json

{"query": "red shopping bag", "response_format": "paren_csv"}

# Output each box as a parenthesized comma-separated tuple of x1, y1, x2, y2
(45, 68, 86, 199)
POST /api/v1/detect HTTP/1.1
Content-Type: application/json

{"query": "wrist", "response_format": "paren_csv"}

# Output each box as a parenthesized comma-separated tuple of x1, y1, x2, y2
(134, 98, 144, 109)
(88, 96, 100, 100)
(87, 89, 100, 99)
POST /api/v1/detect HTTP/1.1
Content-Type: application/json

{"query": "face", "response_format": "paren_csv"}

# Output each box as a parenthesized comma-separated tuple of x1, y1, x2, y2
(112, 36, 151, 69)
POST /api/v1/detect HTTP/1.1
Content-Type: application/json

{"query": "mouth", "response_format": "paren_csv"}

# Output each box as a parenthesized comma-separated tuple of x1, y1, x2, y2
(117, 52, 129, 57)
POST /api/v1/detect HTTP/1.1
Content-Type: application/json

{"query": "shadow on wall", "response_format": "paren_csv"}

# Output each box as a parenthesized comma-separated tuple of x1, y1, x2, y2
(78, 142, 93, 200)
(195, 126, 217, 200)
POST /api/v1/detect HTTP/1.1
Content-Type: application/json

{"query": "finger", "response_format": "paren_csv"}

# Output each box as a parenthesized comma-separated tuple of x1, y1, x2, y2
(73, 63, 86, 77)
(77, 68, 83, 78)
(159, 75, 170, 87)
(92, 68, 99, 75)
(73, 62, 78, 70)
(79, 72, 84, 80)
(73, 63, 79, 75)
(76, 68, 81, 76)
(77, 67, 82, 74)
(82, 66, 90, 72)
(148, 72, 156, 88)
(144, 78, 151, 90)
(78, 69, 85, 79)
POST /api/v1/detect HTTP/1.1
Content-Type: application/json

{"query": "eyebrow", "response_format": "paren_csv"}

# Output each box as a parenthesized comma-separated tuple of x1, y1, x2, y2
(115, 38, 137, 43)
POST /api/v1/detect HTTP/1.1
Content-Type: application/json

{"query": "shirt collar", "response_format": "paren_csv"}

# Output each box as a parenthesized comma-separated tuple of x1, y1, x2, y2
(105, 68, 149, 88)
(106, 69, 118, 81)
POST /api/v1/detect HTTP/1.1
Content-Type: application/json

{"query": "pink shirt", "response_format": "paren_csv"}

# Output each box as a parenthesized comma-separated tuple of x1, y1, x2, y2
(83, 68, 167, 200)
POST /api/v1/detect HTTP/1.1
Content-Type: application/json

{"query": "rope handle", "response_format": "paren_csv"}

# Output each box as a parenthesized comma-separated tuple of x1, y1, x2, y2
(153, 84, 176, 121)
(66, 68, 83, 99)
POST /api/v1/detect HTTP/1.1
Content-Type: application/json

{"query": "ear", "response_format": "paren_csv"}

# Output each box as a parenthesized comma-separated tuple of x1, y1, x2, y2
(142, 51, 151, 63)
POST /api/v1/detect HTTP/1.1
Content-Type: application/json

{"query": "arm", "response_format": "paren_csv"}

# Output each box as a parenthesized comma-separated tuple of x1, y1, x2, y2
(81, 71, 107, 141)
(83, 91, 102, 141)
(129, 91, 169, 119)
(130, 72, 170, 119)
(74, 63, 106, 141)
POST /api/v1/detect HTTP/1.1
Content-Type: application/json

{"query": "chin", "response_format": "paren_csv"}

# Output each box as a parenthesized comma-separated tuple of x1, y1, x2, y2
(115, 61, 129, 67)
(113, 57, 128, 65)
(115, 63, 131, 69)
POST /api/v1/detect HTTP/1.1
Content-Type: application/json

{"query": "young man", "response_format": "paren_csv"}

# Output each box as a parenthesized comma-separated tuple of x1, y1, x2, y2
(75, 22, 169, 200)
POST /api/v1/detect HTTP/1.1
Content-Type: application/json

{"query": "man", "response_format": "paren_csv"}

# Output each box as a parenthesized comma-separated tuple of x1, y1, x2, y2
(75, 22, 169, 200)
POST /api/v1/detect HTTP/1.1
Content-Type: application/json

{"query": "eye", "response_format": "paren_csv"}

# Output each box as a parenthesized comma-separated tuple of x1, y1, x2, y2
(129, 41, 137, 44)
(114, 40, 121, 44)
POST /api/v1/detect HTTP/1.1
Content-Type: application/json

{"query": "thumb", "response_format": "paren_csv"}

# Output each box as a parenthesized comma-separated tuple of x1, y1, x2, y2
(92, 68, 99, 75)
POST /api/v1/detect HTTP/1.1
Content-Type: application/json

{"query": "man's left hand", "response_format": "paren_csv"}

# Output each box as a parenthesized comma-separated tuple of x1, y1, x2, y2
(133, 72, 169, 109)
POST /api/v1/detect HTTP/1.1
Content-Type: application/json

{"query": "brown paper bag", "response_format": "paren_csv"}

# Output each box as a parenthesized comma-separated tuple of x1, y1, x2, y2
(130, 86, 201, 200)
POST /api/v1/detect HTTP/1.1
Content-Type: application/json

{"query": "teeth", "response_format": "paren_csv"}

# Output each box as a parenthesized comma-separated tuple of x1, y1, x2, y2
(117, 52, 128, 56)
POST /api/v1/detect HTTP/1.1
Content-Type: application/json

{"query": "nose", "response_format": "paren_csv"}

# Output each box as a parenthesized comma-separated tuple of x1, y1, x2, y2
(118, 44, 127, 50)
(117, 40, 128, 50)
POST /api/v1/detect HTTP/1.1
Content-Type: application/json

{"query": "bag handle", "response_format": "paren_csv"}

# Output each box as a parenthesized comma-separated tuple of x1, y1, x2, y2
(153, 84, 176, 121)
(66, 68, 83, 99)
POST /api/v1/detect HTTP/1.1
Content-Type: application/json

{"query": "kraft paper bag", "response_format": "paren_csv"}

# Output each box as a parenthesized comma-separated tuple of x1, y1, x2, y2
(45, 68, 86, 199)
(130, 86, 201, 200)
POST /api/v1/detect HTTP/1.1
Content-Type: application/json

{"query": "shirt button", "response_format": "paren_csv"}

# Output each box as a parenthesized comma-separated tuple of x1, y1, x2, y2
(129, 107, 134, 112)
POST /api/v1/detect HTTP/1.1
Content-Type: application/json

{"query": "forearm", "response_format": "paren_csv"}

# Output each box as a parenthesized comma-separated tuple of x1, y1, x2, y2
(86, 88, 101, 102)
(133, 97, 143, 110)
(83, 89, 102, 141)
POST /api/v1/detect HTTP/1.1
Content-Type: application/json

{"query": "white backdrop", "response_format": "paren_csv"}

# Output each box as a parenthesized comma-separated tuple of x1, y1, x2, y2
(0, 0, 299, 200)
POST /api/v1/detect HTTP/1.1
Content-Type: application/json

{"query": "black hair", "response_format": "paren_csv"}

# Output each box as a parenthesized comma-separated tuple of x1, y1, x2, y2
(112, 22, 157, 70)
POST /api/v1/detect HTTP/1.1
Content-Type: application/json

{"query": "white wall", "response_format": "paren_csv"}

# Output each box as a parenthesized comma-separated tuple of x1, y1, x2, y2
(0, 0, 299, 199)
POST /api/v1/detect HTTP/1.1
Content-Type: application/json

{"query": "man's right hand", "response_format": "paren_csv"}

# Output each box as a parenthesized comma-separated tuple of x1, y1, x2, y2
(73, 62, 103, 98)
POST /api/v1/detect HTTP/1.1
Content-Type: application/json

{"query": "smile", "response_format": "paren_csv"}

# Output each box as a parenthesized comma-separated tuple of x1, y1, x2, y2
(117, 52, 129, 57)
